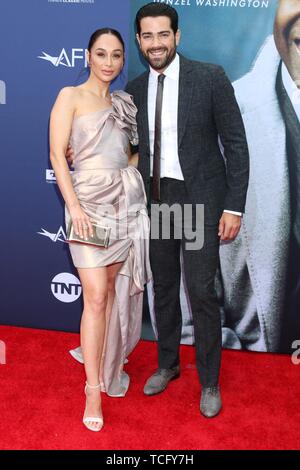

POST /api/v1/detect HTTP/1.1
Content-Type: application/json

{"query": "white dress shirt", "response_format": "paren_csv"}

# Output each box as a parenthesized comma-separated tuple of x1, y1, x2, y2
(148, 53, 184, 180)
(147, 53, 241, 216)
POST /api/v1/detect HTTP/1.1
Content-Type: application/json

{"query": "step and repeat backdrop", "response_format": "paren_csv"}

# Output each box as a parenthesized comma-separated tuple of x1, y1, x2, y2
(1, 0, 299, 353)
(0, 0, 131, 333)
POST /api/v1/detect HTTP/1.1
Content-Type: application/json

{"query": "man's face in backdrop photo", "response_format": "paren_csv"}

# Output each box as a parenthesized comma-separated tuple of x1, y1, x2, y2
(274, 0, 300, 86)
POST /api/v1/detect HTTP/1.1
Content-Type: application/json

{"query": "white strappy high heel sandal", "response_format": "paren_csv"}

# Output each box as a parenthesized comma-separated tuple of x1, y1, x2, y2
(83, 382, 104, 432)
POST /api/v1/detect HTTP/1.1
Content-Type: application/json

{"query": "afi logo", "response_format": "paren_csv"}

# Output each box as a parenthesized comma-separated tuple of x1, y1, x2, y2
(51, 273, 82, 303)
(38, 48, 88, 68)
(37, 226, 67, 243)
(0, 80, 6, 104)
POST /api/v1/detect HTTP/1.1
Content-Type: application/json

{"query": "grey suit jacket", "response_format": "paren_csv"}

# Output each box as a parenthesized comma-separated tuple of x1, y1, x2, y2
(126, 55, 249, 224)
(219, 36, 289, 352)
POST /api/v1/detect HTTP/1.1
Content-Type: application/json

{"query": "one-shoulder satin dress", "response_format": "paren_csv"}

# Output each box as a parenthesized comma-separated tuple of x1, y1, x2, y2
(65, 90, 152, 397)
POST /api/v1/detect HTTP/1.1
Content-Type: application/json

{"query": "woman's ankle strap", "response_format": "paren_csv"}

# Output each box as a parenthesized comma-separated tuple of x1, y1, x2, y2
(85, 381, 101, 389)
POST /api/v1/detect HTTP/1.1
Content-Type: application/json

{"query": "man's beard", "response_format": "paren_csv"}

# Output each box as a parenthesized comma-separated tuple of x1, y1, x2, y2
(143, 45, 177, 71)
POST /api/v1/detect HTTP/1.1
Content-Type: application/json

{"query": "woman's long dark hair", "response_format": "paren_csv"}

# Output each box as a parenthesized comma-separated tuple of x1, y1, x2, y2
(88, 28, 125, 52)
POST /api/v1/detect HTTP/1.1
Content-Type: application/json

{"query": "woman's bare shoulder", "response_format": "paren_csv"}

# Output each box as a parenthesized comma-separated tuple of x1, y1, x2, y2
(56, 86, 79, 101)
(52, 87, 82, 115)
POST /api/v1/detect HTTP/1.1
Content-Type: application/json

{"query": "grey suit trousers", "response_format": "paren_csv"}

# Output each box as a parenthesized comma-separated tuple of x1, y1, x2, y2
(149, 178, 222, 387)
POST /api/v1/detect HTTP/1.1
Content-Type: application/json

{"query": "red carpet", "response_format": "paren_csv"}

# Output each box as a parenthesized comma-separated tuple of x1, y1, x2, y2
(0, 325, 299, 450)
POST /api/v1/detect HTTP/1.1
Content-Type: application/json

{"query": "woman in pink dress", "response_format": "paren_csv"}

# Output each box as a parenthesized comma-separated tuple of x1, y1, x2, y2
(50, 29, 151, 432)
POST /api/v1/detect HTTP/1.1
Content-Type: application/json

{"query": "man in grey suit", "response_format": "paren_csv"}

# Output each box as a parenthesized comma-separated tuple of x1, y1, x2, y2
(219, 0, 300, 354)
(126, 2, 249, 418)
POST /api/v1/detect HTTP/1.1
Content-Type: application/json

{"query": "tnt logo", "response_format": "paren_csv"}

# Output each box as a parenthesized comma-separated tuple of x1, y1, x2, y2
(0, 80, 6, 104)
(0, 341, 6, 364)
(51, 273, 82, 303)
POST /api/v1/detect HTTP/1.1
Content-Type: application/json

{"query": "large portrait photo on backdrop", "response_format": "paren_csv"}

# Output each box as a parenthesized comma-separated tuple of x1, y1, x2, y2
(129, 0, 300, 354)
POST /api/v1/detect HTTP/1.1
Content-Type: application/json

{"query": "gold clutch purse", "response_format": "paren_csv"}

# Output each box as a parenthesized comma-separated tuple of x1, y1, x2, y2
(67, 221, 111, 248)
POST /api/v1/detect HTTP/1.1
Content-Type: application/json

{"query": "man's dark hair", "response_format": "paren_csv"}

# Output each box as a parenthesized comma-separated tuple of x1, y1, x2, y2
(135, 2, 179, 35)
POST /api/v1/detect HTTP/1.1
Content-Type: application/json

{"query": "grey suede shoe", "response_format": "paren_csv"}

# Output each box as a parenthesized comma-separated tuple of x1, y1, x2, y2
(200, 385, 222, 418)
(143, 366, 180, 396)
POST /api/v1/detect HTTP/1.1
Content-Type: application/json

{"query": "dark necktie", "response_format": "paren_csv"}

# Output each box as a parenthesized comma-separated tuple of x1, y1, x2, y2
(152, 73, 165, 201)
